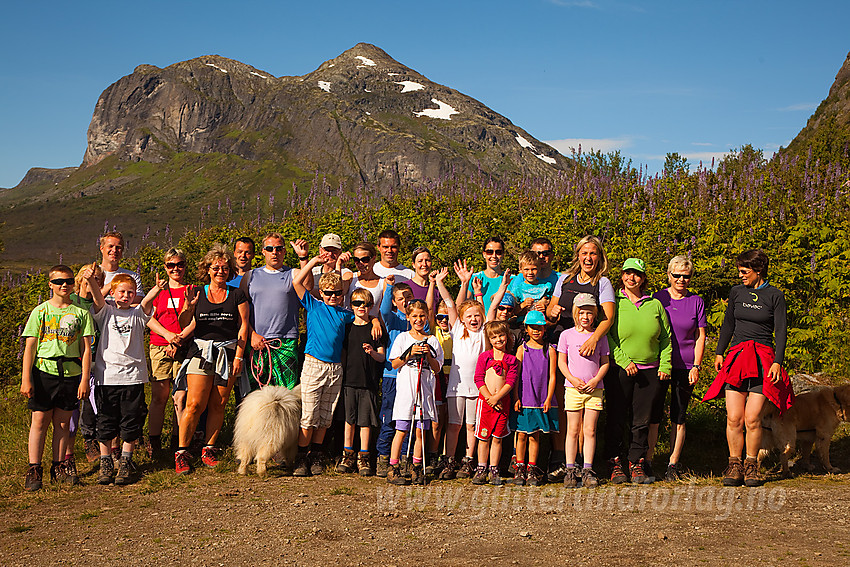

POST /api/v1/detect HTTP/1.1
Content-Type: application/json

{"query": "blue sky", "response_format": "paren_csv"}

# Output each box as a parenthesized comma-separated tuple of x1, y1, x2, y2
(0, 0, 847, 188)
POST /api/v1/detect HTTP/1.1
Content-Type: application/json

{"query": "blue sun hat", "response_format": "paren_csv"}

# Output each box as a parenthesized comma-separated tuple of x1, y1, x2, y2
(523, 310, 546, 326)
(499, 293, 516, 307)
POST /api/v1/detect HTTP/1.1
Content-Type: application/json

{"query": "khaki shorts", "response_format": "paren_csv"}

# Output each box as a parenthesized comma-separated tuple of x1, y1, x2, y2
(149, 344, 181, 382)
(447, 396, 478, 425)
(564, 387, 604, 411)
(300, 356, 343, 429)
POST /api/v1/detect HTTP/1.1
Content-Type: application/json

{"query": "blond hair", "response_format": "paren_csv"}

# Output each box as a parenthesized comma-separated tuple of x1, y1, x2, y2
(457, 300, 485, 339)
(484, 320, 512, 353)
(319, 271, 342, 290)
(196, 243, 235, 283)
(564, 235, 608, 285)
(350, 287, 373, 304)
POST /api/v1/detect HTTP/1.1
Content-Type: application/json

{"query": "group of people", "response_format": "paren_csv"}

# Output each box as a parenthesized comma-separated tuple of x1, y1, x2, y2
(19, 228, 792, 491)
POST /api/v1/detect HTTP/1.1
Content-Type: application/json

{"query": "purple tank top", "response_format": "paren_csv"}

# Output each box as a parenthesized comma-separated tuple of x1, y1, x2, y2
(519, 343, 551, 408)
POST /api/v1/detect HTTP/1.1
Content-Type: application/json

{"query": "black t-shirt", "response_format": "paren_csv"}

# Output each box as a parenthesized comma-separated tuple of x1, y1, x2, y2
(192, 285, 248, 341)
(716, 284, 787, 364)
(556, 275, 602, 328)
(343, 321, 385, 390)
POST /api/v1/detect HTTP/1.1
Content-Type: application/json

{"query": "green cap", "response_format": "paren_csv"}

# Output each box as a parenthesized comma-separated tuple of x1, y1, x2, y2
(621, 258, 646, 273)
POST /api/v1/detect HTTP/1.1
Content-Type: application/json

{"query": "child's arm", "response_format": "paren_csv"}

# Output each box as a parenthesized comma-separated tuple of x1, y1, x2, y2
(557, 350, 584, 389)
(487, 269, 512, 322)
(489, 358, 517, 405)
(579, 301, 616, 357)
(292, 254, 329, 299)
(584, 354, 609, 392)
(513, 346, 524, 411)
(380, 276, 396, 320)
(434, 268, 457, 325)
(82, 263, 106, 313)
(77, 336, 92, 399)
(20, 337, 37, 398)
(139, 273, 167, 316)
(544, 345, 558, 411)
(363, 342, 386, 363)
(426, 270, 437, 330)
(453, 260, 473, 306)
(370, 316, 383, 341)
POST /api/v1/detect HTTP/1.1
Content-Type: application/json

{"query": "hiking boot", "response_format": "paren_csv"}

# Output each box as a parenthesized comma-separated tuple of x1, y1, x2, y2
(456, 456, 475, 479)
(174, 450, 192, 476)
(489, 466, 503, 486)
(376, 454, 390, 478)
(99, 456, 116, 484)
(630, 459, 652, 484)
(431, 454, 448, 477)
(512, 463, 527, 486)
(399, 456, 411, 478)
(387, 464, 410, 486)
(358, 452, 374, 477)
(548, 463, 568, 483)
(410, 464, 426, 485)
(609, 457, 628, 484)
(50, 461, 68, 484)
(425, 453, 440, 476)
(563, 467, 579, 488)
(743, 457, 762, 487)
(439, 456, 458, 480)
(508, 454, 517, 476)
(471, 465, 489, 485)
(581, 467, 599, 488)
(24, 464, 43, 492)
(336, 450, 357, 474)
(293, 452, 311, 477)
(526, 465, 545, 487)
(309, 450, 326, 476)
(111, 446, 121, 466)
(201, 446, 219, 468)
(665, 463, 683, 482)
(63, 456, 80, 486)
(722, 457, 744, 487)
(115, 456, 135, 485)
(84, 439, 100, 463)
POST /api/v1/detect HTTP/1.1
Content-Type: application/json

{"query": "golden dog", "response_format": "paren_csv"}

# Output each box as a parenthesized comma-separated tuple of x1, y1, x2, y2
(233, 385, 301, 476)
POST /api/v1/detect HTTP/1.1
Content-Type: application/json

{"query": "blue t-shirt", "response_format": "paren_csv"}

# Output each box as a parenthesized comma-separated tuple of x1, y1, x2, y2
(243, 267, 300, 340)
(380, 284, 409, 378)
(227, 274, 243, 289)
(466, 271, 505, 311)
(300, 292, 354, 363)
(508, 275, 554, 303)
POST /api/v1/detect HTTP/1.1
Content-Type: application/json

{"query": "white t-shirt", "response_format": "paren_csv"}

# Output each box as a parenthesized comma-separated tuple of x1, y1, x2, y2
(310, 265, 354, 299)
(446, 319, 485, 398)
(102, 267, 144, 306)
(372, 262, 414, 282)
(345, 273, 385, 318)
(389, 332, 443, 422)
(93, 304, 152, 385)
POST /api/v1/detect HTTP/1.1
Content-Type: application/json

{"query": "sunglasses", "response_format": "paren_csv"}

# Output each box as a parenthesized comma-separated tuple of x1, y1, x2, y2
(321, 289, 344, 297)
(351, 299, 372, 308)
(353, 256, 372, 263)
(264, 245, 285, 252)
(435, 314, 449, 321)
(484, 249, 504, 256)
(671, 273, 692, 280)
(536, 250, 554, 258)
(50, 277, 75, 286)
(496, 305, 512, 312)
(165, 261, 186, 269)
(210, 266, 229, 273)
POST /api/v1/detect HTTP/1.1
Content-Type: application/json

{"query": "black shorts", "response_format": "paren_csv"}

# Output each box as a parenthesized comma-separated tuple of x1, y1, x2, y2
(27, 367, 80, 412)
(724, 376, 764, 395)
(95, 384, 148, 443)
(343, 386, 379, 428)
(652, 368, 696, 425)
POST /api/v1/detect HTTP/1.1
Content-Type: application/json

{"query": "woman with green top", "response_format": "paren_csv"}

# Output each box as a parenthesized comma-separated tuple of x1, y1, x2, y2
(603, 258, 672, 485)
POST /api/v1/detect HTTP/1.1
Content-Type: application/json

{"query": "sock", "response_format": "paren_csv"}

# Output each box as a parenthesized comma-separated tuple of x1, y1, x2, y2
(583, 463, 593, 469)
(566, 463, 576, 469)
(516, 459, 526, 465)
(178, 446, 189, 452)
(122, 451, 132, 459)
(413, 457, 422, 465)
(528, 461, 536, 467)
(390, 458, 399, 466)
(344, 446, 354, 452)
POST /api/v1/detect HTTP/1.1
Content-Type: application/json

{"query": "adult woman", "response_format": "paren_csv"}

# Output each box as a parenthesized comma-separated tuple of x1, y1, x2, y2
(704, 249, 792, 487)
(649, 256, 706, 480)
(603, 258, 672, 484)
(545, 235, 616, 480)
(175, 244, 248, 474)
(147, 248, 193, 457)
(407, 246, 439, 305)
(346, 242, 384, 318)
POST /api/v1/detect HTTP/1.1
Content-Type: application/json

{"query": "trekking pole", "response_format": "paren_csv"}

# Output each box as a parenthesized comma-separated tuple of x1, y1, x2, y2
(406, 354, 425, 477)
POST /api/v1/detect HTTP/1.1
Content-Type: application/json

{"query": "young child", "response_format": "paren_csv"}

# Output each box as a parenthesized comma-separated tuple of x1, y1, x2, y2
(508, 250, 553, 318)
(511, 311, 558, 486)
(85, 268, 165, 485)
(293, 253, 379, 476)
(21, 265, 95, 491)
(336, 288, 386, 476)
(387, 299, 443, 485)
(376, 277, 415, 477)
(435, 264, 487, 480)
(429, 298, 452, 474)
(557, 293, 610, 488)
(472, 321, 518, 485)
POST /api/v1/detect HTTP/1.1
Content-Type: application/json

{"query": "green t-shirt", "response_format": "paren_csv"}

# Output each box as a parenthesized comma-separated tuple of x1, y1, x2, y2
(23, 300, 95, 377)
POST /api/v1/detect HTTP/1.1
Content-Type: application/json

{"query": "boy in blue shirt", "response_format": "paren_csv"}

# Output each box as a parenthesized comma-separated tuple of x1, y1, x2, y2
(508, 250, 554, 319)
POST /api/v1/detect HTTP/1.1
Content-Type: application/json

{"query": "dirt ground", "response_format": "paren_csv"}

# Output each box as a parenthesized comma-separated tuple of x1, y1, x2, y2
(2, 462, 850, 567)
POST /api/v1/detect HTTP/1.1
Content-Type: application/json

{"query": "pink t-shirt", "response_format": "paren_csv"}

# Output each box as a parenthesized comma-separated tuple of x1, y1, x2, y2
(557, 328, 610, 388)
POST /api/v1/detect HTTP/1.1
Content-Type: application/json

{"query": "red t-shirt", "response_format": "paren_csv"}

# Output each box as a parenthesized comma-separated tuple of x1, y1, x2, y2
(150, 285, 188, 346)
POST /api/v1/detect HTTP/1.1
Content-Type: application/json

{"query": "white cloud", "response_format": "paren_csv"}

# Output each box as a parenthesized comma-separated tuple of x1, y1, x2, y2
(778, 103, 817, 112)
(544, 137, 632, 155)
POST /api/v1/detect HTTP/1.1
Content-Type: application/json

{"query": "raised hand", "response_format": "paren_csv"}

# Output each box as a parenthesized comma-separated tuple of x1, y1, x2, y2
(435, 267, 449, 282)
(386, 274, 396, 287)
(336, 251, 352, 269)
(290, 239, 309, 258)
(155, 272, 168, 290)
(453, 259, 473, 282)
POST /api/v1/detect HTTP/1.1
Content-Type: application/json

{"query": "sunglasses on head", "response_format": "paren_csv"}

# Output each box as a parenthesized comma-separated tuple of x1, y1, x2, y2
(350, 299, 372, 308)
(671, 273, 692, 280)
(435, 314, 449, 321)
(165, 261, 186, 269)
(484, 248, 504, 256)
(50, 277, 75, 286)
(321, 289, 344, 297)
(353, 255, 372, 263)
(264, 245, 285, 252)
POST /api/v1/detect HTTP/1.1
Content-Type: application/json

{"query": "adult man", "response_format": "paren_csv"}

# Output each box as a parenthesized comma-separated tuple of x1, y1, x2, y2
(228, 237, 255, 288)
(530, 237, 560, 288)
(371, 229, 413, 281)
(240, 233, 311, 392)
(99, 232, 143, 303)
(309, 233, 353, 298)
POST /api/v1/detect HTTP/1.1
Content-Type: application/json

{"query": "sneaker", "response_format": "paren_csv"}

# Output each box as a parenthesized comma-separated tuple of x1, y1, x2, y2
(293, 452, 311, 477)
(201, 446, 219, 468)
(387, 464, 410, 486)
(115, 456, 135, 485)
(609, 457, 628, 484)
(722, 457, 744, 487)
(508, 454, 517, 476)
(24, 464, 43, 492)
(488, 466, 503, 486)
(336, 450, 357, 474)
(438, 456, 458, 480)
(410, 464, 426, 485)
(50, 461, 68, 484)
(581, 467, 599, 488)
(512, 463, 527, 486)
(743, 457, 761, 487)
(456, 456, 475, 479)
(84, 439, 100, 463)
(99, 456, 116, 484)
(358, 452, 374, 477)
(547, 463, 568, 483)
(471, 465, 488, 485)
(309, 451, 325, 476)
(665, 463, 683, 482)
(63, 456, 80, 486)
(375, 455, 390, 478)
(563, 467, 578, 488)
(526, 464, 545, 487)
(630, 459, 652, 484)
(174, 450, 192, 476)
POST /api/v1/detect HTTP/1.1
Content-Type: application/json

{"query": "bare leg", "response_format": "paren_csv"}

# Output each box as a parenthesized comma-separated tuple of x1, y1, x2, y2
(28, 410, 53, 463)
(465, 423, 477, 459)
(647, 423, 659, 462)
(743, 393, 768, 459)
(477, 437, 491, 465)
(565, 409, 582, 464)
(179, 374, 213, 447)
(516, 432, 528, 463)
(528, 433, 540, 464)
(582, 409, 600, 466)
(52, 409, 73, 463)
(148, 380, 171, 437)
(359, 425, 371, 453)
(669, 423, 686, 464)
(444, 423, 461, 456)
(489, 437, 502, 467)
(725, 390, 747, 459)
(343, 422, 356, 448)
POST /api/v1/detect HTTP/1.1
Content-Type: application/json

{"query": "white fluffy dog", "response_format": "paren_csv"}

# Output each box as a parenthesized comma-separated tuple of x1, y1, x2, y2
(233, 385, 301, 476)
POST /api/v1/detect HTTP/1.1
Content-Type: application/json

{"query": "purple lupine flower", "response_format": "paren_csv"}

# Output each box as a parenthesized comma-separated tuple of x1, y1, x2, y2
(810, 250, 817, 273)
